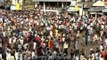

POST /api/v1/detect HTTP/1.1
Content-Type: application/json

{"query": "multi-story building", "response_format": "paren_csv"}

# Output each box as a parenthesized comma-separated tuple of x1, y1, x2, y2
(33, 0, 83, 14)
(33, 0, 73, 15)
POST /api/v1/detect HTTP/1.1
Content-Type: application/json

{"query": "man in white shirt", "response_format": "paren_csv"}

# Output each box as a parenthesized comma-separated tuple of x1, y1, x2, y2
(0, 18, 3, 22)
(75, 54, 79, 60)
(98, 55, 103, 60)
(63, 42, 68, 55)
(99, 44, 103, 52)
(9, 53, 15, 60)
(33, 42, 36, 50)
(104, 39, 107, 48)
(31, 50, 35, 59)
(15, 51, 19, 60)
(0, 53, 2, 60)
(6, 51, 11, 60)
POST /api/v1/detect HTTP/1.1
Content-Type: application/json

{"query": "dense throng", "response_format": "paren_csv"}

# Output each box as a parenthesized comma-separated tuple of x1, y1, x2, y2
(0, 7, 107, 60)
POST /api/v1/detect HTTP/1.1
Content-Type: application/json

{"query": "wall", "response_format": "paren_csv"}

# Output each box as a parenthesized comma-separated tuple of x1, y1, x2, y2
(0, 0, 3, 2)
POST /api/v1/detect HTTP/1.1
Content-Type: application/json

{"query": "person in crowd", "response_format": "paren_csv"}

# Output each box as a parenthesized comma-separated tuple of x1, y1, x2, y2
(0, 6, 107, 60)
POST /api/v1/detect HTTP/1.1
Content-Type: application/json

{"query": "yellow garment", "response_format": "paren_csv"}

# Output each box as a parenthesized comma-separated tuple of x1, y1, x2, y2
(55, 29, 58, 36)
(9, 56, 15, 60)
(75, 5, 79, 11)
(16, 3, 20, 10)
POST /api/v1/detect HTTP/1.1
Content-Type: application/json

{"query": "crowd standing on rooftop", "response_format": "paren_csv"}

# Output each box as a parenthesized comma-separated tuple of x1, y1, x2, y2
(0, 5, 107, 60)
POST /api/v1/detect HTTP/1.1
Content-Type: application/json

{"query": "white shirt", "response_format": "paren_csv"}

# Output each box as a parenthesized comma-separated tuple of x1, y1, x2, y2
(0, 18, 3, 22)
(9, 38, 12, 44)
(33, 42, 36, 49)
(105, 39, 107, 45)
(99, 56, 103, 60)
(13, 37, 16, 44)
(46, 26, 50, 30)
(32, 51, 35, 58)
(92, 53, 95, 60)
(6, 52, 11, 60)
(101, 25, 104, 29)
(19, 53, 23, 60)
(15, 52, 19, 60)
(75, 56, 79, 60)
(19, 39, 24, 45)
(3, 31, 6, 37)
(63, 42, 68, 49)
(0, 54, 2, 59)
(87, 25, 90, 30)
(95, 53, 98, 60)
(24, 43, 28, 50)
(99, 45, 103, 52)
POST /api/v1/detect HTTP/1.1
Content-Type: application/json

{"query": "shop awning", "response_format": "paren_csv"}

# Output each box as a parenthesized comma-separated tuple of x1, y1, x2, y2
(67, 7, 75, 12)
(88, 7, 105, 12)
(90, 12, 103, 14)
(102, 8, 107, 12)
(93, 1, 105, 6)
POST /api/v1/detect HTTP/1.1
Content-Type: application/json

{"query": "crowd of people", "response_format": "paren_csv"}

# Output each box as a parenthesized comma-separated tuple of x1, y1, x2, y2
(0, 5, 107, 60)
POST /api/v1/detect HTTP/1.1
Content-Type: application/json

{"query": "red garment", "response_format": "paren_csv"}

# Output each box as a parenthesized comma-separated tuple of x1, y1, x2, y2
(49, 40, 53, 49)
(100, 51, 105, 60)
(41, 42, 45, 47)
(35, 36, 39, 42)
(48, 38, 53, 49)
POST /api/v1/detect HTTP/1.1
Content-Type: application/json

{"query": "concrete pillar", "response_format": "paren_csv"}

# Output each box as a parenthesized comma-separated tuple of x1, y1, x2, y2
(95, 13, 97, 19)
(79, 8, 83, 16)
(62, 2, 64, 8)
(43, 2, 46, 12)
